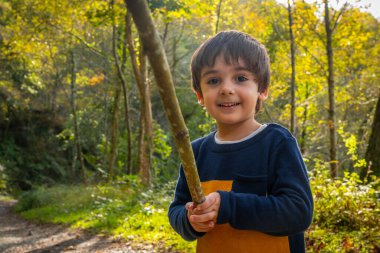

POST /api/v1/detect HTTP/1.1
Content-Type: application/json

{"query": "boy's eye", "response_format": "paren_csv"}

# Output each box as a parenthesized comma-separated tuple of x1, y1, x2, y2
(237, 75, 248, 82)
(207, 78, 219, 85)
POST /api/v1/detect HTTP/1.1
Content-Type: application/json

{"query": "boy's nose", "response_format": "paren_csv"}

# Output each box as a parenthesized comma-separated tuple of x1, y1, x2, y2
(219, 81, 235, 95)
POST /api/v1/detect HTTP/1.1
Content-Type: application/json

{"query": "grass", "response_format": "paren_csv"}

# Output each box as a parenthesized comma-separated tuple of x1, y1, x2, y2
(13, 168, 380, 252)
(14, 177, 196, 252)
(0, 194, 14, 202)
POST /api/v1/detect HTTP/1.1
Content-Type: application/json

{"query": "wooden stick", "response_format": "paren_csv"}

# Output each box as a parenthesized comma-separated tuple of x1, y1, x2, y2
(125, 0, 205, 204)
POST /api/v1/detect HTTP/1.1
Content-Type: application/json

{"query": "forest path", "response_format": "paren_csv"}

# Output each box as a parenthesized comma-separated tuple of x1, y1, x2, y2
(0, 200, 169, 253)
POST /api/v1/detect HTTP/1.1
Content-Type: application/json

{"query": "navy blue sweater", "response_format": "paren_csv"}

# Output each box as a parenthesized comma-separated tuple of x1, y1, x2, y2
(168, 124, 313, 253)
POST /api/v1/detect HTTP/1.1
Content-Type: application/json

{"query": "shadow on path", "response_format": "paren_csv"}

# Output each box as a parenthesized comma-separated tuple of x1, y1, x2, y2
(0, 200, 130, 253)
(0, 200, 177, 253)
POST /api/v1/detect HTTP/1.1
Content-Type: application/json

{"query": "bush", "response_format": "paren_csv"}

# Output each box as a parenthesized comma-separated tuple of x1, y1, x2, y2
(306, 161, 380, 252)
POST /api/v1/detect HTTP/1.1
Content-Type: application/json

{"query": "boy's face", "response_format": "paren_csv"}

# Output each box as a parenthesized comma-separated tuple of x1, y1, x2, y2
(196, 55, 268, 131)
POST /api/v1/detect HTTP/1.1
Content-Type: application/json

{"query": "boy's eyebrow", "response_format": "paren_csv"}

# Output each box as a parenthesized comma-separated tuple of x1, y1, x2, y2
(201, 69, 219, 78)
(201, 66, 251, 78)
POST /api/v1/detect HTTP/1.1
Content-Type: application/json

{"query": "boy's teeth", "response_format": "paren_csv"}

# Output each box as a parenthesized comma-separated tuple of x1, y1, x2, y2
(219, 102, 240, 107)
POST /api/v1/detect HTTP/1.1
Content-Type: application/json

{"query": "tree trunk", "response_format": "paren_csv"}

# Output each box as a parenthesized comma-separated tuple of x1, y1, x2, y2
(125, 0, 205, 204)
(125, 11, 153, 185)
(102, 91, 110, 173)
(300, 83, 310, 155)
(215, 0, 223, 34)
(137, 53, 153, 185)
(70, 50, 86, 183)
(108, 15, 123, 180)
(122, 25, 133, 175)
(108, 80, 120, 179)
(287, 0, 296, 135)
(171, 23, 184, 75)
(364, 95, 380, 177)
(112, 3, 133, 175)
(324, 0, 338, 177)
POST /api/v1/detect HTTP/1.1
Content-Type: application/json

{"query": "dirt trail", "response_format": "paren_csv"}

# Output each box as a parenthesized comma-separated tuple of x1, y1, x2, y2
(0, 200, 172, 253)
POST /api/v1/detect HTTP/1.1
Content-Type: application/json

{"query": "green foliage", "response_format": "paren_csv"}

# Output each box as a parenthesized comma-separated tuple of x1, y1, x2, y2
(15, 165, 379, 252)
(306, 160, 380, 252)
(0, 3, 379, 251)
(0, 132, 69, 193)
(152, 122, 176, 182)
(153, 122, 172, 161)
(1, 0, 379, 191)
(148, 0, 185, 12)
(15, 179, 195, 252)
(197, 109, 216, 137)
(338, 124, 367, 171)
(0, 164, 7, 193)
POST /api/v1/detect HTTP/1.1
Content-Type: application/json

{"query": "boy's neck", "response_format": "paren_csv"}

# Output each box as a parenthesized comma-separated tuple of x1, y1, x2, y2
(216, 120, 262, 141)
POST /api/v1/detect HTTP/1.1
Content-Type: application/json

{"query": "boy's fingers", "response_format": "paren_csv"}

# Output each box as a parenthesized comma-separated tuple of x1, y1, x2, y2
(190, 212, 217, 223)
(194, 201, 218, 214)
(191, 221, 215, 232)
(195, 192, 220, 212)
(185, 202, 194, 211)
(193, 206, 213, 215)
(194, 198, 214, 212)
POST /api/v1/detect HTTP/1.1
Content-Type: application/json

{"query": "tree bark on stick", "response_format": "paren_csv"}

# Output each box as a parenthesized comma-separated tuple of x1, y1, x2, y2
(125, 0, 205, 204)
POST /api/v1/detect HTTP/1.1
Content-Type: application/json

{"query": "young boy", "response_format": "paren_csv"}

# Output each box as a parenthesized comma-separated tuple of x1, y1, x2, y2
(168, 30, 313, 253)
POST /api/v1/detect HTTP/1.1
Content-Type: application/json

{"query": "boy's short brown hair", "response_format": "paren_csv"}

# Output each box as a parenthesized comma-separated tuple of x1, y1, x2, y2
(191, 30, 270, 112)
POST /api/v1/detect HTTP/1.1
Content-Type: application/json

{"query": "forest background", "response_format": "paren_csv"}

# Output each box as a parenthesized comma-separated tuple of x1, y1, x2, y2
(0, 0, 379, 252)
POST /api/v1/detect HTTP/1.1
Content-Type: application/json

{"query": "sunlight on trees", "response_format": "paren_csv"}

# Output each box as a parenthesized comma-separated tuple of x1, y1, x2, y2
(0, 0, 379, 250)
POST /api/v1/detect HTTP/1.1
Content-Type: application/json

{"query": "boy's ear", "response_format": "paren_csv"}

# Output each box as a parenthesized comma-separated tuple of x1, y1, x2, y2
(259, 89, 269, 101)
(196, 91, 204, 106)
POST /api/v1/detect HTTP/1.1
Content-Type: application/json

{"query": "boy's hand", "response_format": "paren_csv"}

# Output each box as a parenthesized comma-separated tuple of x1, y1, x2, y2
(185, 192, 221, 232)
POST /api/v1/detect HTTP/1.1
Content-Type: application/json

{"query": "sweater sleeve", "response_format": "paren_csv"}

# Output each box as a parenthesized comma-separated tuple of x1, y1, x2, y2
(217, 137, 313, 235)
(168, 165, 205, 241)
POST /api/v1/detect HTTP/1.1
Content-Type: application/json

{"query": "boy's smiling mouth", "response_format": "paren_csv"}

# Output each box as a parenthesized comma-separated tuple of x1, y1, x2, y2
(218, 102, 241, 107)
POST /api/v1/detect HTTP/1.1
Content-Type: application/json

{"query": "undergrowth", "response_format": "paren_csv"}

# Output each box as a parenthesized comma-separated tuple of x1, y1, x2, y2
(14, 165, 380, 253)
(14, 175, 195, 252)
(306, 161, 380, 252)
